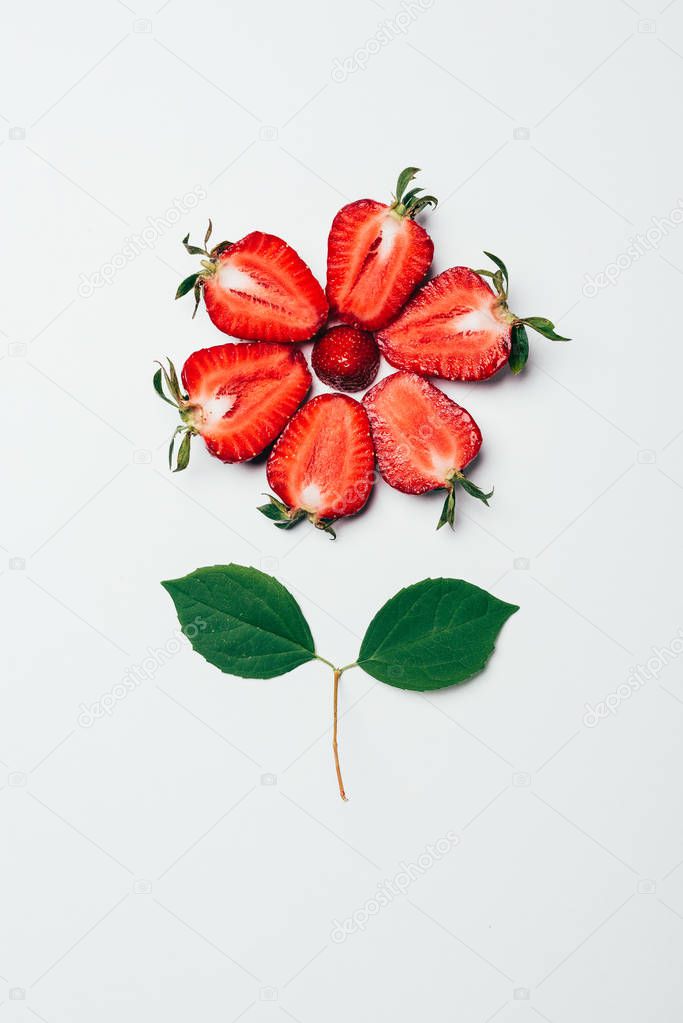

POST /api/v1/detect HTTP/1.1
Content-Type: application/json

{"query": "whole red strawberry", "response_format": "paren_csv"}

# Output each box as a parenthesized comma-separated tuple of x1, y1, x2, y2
(311, 325, 380, 392)
(259, 394, 375, 538)
(154, 342, 311, 470)
(363, 371, 492, 530)
(377, 252, 569, 380)
(326, 167, 436, 331)
(176, 221, 328, 342)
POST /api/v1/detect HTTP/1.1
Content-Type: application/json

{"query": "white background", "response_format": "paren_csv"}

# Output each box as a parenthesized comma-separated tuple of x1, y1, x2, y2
(2, 0, 683, 1020)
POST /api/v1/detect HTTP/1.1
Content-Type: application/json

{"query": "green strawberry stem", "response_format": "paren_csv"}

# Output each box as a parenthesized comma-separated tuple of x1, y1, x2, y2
(473, 252, 571, 374)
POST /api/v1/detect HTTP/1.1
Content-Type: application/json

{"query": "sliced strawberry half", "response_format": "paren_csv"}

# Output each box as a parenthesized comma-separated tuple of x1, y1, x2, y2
(176, 221, 328, 342)
(363, 371, 492, 530)
(154, 342, 311, 470)
(326, 167, 436, 331)
(377, 252, 570, 381)
(259, 394, 375, 538)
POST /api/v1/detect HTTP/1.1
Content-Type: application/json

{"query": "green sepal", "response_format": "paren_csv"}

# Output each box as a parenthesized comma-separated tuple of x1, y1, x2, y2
(437, 487, 456, 531)
(153, 367, 178, 407)
(483, 251, 509, 291)
(391, 167, 437, 219)
(410, 194, 438, 215)
(176, 272, 201, 300)
(168, 425, 185, 471)
(173, 430, 193, 472)
(154, 358, 187, 407)
(395, 166, 420, 202)
(257, 496, 306, 530)
(168, 425, 195, 472)
(509, 323, 530, 374)
(456, 473, 493, 505)
(437, 471, 493, 528)
(182, 233, 208, 257)
(192, 279, 202, 319)
(314, 518, 337, 540)
(519, 316, 570, 342)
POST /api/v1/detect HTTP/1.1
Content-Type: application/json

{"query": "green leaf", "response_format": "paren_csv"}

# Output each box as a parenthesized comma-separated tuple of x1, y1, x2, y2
(162, 564, 317, 679)
(204, 219, 213, 249)
(520, 316, 570, 342)
(357, 578, 518, 691)
(509, 323, 529, 374)
(483, 251, 509, 290)
(176, 272, 200, 300)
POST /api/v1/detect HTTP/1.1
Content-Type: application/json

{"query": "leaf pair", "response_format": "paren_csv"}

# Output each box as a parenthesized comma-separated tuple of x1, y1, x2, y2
(162, 565, 519, 798)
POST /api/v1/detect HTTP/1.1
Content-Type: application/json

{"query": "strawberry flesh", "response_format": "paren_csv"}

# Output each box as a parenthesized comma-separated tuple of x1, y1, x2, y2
(311, 325, 380, 392)
(326, 200, 433, 331)
(203, 232, 328, 342)
(363, 372, 482, 494)
(181, 342, 311, 462)
(265, 394, 375, 524)
(377, 266, 512, 381)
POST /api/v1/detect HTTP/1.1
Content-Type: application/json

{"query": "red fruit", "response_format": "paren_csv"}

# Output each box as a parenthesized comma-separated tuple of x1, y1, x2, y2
(154, 343, 311, 470)
(377, 252, 570, 381)
(177, 222, 328, 342)
(362, 371, 492, 530)
(260, 394, 375, 538)
(311, 325, 380, 392)
(326, 167, 436, 331)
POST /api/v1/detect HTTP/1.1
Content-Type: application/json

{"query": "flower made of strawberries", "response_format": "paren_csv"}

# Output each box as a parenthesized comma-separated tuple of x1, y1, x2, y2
(155, 167, 570, 537)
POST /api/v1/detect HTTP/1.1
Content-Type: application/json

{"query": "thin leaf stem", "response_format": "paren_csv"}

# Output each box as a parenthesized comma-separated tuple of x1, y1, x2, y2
(315, 654, 336, 670)
(332, 668, 348, 801)
(337, 661, 358, 674)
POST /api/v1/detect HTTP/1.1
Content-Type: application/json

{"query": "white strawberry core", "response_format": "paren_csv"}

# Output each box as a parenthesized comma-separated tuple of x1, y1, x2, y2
(454, 305, 500, 334)
(377, 215, 401, 261)
(300, 483, 322, 510)
(201, 394, 236, 423)
(431, 456, 456, 481)
(218, 264, 262, 296)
